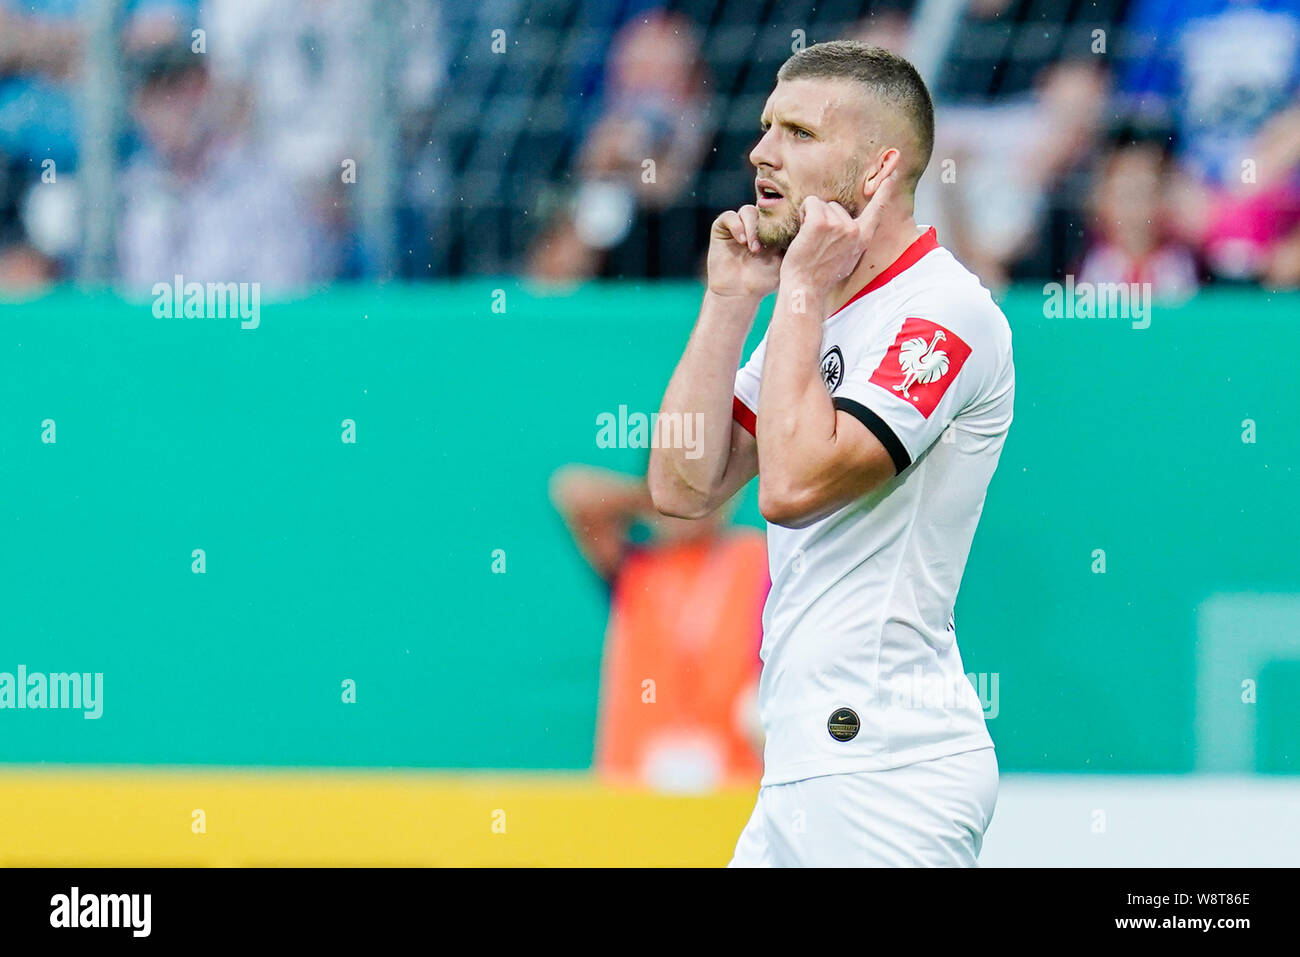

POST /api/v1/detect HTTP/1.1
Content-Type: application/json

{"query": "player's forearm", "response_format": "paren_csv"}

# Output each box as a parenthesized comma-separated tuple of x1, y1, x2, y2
(649, 290, 760, 515)
(757, 285, 839, 520)
(549, 465, 652, 522)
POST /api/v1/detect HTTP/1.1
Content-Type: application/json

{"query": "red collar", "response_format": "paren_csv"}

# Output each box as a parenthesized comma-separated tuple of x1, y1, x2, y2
(829, 226, 940, 319)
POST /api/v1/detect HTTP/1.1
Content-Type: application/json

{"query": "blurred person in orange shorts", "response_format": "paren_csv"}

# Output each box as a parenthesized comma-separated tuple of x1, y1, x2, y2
(549, 463, 766, 793)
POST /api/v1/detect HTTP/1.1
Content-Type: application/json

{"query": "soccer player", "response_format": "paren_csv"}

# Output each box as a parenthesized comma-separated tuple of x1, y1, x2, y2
(647, 41, 1014, 867)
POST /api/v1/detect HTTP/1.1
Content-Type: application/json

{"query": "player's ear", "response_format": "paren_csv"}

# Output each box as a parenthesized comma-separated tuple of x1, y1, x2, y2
(864, 149, 903, 198)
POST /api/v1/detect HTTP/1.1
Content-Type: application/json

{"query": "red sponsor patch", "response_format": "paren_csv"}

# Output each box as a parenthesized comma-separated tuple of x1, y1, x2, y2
(867, 318, 971, 419)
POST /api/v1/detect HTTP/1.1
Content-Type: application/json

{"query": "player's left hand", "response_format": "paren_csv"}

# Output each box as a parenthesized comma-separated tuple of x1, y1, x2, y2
(779, 171, 899, 292)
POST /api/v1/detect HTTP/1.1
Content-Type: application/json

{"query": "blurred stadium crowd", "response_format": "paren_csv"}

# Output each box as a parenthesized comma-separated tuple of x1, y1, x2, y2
(2, 0, 1300, 294)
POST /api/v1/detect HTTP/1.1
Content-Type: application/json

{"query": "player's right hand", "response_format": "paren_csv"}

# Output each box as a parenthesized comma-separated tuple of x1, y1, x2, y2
(707, 205, 783, 299)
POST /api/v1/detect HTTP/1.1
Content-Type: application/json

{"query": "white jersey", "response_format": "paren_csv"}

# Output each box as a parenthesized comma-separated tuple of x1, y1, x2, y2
(732, 227, 1014, 786)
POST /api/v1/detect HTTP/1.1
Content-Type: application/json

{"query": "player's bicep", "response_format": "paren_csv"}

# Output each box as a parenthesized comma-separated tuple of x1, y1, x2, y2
(759, 410, 897, 529)
(832, 407, 903, 491)
(789, 411, 898, 526)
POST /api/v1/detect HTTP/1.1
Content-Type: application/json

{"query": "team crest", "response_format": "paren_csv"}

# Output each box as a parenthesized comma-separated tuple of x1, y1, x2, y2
(820, 346, 844, 393)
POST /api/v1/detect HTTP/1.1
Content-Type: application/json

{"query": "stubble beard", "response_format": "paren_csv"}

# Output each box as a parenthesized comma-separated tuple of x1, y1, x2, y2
(755, 166, 866, 253)
(756, 202, 802, 252)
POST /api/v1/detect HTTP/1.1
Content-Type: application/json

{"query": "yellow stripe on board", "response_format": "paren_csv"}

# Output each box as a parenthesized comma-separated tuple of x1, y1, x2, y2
(0, 768, 757, 867)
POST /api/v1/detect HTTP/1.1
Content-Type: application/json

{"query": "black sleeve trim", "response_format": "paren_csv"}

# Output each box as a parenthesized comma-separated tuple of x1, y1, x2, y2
(833, 397, 911, 474)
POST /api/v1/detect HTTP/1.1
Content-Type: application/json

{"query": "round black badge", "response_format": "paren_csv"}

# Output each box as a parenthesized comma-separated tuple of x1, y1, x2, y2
(827, 707, 860, 742)
(820, 346, 844, 392)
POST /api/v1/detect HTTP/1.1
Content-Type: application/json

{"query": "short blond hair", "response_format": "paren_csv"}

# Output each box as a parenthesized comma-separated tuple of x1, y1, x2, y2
(777, 40, 935, 190)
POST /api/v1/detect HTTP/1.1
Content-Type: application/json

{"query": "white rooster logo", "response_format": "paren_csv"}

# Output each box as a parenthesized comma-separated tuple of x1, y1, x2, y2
(893, 330, 949, 401)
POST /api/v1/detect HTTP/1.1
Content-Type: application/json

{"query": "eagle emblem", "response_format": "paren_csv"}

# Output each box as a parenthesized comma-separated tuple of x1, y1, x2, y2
(820, 346, 844, 392)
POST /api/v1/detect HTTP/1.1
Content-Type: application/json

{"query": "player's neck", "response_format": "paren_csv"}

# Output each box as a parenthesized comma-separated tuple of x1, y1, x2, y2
(826, 216, 927, 318)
